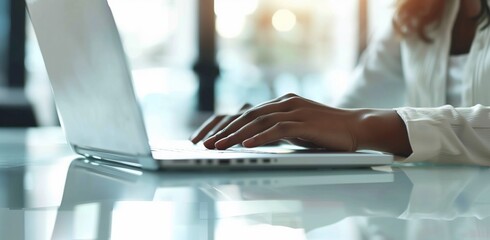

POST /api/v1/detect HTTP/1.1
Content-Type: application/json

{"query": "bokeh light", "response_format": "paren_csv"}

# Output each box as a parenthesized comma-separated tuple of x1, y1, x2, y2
(215, 0, 259, 38)
(272, 9, 297, 32)
(216, 15, 246, 39)
(214, 0, 259, 16)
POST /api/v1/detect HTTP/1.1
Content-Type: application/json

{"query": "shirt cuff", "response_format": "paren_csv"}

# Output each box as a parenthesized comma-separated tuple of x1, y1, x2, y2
(394, 108, 441, 163)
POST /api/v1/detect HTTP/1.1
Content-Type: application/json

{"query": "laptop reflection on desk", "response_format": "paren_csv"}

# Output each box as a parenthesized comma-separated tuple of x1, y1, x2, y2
(51, 158, 394, 240)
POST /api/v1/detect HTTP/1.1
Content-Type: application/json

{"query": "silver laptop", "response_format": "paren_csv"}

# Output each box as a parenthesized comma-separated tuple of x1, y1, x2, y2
(26, 0, 393, 170)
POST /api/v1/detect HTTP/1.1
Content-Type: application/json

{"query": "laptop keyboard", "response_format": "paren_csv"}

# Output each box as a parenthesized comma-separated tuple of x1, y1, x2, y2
(151, 145, 272, 154)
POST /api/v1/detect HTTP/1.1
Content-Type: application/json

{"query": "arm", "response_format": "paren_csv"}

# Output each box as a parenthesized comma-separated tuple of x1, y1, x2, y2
(202, 94, 490, 165)
(203, 94, 413, 156)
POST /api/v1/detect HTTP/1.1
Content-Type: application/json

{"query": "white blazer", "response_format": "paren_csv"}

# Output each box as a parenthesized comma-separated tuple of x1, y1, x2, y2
(338, 0, 490, 165)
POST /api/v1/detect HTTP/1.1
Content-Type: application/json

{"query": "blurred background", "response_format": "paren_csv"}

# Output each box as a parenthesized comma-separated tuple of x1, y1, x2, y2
(1, 0, 394, 138)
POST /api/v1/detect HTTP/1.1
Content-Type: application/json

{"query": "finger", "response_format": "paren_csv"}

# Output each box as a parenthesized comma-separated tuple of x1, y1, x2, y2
(189, 115, 225, 144)
(203, 95, 307, 148)
(242, 122, 304, 148)
(201, 104, 254, 148)
(217, 96, 309, 139)
(210, 103, 254, 138)
(239, 103, 253, 112)
(193, 103, 252, 145)
(208, 103, 253, 136)
(204, 100, 294, 148)
(205, 115, 236, 139)
(214, 112, 297, 150)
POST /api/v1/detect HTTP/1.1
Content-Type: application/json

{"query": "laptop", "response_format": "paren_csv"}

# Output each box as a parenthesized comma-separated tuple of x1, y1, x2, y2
(26, 0, 393, 170)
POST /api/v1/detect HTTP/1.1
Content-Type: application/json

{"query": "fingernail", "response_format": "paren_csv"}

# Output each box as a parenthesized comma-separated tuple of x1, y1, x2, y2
(215, 138, 229, 150)
(242, 138, 255, 147)
(203, 136, 217, 149)
(189, 133, 197, 141)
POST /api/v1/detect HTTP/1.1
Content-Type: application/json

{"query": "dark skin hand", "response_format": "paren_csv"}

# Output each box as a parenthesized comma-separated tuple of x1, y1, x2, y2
(191, 93, 413, 156)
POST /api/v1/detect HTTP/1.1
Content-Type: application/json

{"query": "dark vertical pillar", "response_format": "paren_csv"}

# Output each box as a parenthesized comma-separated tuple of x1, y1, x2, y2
(0, 0, 8, 86)
(0, 0, 36, 127)
(358, 0, 368, 60)
(7, 0, 26, 87)
(193, 0, 220, 112)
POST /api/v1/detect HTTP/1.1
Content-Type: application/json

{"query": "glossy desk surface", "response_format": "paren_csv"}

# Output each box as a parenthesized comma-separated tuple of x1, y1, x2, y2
(1, 128, 489, 240)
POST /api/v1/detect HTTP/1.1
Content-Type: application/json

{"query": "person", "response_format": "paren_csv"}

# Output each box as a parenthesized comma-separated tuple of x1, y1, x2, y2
(190, 0, 490, 166)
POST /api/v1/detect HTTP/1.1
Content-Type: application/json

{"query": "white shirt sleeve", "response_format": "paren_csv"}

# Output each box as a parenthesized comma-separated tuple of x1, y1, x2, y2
(336, 21, 406, 108)
(396, 105, 490, 165)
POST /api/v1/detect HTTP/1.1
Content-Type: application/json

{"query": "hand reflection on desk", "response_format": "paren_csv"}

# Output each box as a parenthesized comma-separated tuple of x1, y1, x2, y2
(51, 160, 490, 240)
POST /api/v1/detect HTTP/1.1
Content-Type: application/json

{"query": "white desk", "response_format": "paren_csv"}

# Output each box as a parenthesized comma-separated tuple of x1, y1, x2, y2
(1, 128, 489, 240)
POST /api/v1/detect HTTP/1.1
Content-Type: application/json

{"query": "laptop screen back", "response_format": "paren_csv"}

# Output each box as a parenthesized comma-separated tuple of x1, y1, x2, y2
(27, 0, 151, 161)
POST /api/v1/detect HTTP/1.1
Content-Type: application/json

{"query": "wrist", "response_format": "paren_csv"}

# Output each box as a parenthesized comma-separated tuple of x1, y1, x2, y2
(348, 109, 373, 151)
(350, 109, 412, 156)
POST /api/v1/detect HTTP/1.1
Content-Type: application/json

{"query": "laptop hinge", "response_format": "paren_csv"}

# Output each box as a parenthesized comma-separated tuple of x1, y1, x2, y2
(73, 145, 158, 170)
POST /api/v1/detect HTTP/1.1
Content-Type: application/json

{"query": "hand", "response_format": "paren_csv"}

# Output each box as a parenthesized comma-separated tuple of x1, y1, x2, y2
(202, 93, 361, 151)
